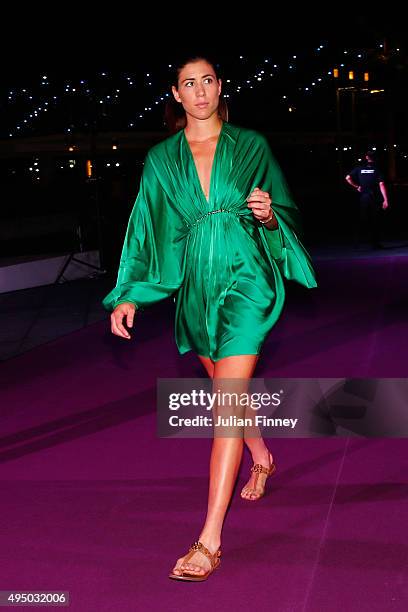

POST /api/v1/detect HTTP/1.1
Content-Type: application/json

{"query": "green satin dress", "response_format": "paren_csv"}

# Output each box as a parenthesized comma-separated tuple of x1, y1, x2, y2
(102, 121, 317, 361)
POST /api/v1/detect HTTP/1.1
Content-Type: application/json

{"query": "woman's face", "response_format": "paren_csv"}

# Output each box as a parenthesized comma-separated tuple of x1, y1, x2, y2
(172, 59, 222, 121)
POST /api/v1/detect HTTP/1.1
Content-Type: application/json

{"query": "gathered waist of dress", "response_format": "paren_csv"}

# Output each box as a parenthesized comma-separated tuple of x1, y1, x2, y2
(186, 208, 250, 231)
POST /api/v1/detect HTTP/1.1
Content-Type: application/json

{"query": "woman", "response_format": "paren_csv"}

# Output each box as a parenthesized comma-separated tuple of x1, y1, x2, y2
(102, 54, 317, 581)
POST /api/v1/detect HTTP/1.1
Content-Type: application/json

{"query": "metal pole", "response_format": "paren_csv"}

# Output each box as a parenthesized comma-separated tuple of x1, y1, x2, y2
(336, 87, 344, 184)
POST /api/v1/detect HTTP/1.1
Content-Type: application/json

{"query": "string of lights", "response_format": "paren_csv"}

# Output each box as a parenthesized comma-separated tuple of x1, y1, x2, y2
(4, 42, 403, 139)
(2, 42, 406, 187)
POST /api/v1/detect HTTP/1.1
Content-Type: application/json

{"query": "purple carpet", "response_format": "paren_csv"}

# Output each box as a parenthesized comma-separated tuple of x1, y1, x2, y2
(1, 253, 407, 611)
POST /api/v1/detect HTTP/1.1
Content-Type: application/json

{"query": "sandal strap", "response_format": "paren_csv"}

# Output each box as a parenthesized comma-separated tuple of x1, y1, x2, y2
(251, 463, 271, 475)
(187, 541, 221, 569)
(251, 454, 276, 477)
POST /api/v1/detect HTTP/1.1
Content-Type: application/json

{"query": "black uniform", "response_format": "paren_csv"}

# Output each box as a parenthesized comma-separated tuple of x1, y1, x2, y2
(348, 162, 385, 247)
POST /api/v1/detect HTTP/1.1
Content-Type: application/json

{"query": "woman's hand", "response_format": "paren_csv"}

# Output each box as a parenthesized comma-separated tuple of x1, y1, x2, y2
(111, 302, 136, 339)
(247, 187, 277, 228)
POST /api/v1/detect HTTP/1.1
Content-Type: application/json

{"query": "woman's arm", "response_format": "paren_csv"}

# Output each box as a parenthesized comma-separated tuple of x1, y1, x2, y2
(102, 151, 185, 313)
(252, 134, 317, 289)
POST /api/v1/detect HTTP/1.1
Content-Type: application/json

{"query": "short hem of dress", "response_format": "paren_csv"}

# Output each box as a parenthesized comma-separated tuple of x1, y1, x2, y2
(178, 346, 261, 362)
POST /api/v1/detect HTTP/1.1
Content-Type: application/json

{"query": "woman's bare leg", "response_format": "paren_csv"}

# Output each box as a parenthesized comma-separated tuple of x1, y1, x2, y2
(240, 438, 274, 500)
(197, 355, 275, 501)
(171, 354, 258, 577)
(238, 358, 274, 499)
(198, 354, 215, 378)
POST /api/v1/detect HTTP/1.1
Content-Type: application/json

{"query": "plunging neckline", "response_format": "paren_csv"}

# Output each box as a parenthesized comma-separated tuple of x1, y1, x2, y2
(183, 121, 225, 205)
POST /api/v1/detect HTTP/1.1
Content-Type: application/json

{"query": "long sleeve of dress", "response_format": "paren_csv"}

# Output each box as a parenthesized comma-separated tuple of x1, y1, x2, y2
(102, 151, 185, 312)
(253, 135, 317, 288)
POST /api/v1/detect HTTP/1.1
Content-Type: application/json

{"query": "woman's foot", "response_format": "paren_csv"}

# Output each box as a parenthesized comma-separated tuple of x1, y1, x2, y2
(241, 449, 275, 500)
(170, 535, 221, 577)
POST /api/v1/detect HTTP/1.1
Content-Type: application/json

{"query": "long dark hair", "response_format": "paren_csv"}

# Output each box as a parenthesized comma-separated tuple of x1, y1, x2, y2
(164, 54, 228, 134)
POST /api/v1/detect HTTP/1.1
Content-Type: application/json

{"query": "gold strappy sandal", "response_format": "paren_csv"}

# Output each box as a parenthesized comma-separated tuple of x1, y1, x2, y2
(241, 452, 277, 501)
(168, 540, 222, 582)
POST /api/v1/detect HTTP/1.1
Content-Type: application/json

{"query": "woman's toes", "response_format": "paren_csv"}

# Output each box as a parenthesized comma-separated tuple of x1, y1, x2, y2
(184, 562, 206, 574)
(172, 558, 184, 574)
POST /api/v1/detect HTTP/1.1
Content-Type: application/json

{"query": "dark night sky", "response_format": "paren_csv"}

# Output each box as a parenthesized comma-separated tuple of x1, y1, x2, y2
(2, 11, 405, 82)
(1, 10, 405, 138)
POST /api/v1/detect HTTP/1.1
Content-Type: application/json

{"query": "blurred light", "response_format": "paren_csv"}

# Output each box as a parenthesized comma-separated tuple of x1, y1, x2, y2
(348, 71, 354, 80)
(333, 68, 339, 78)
